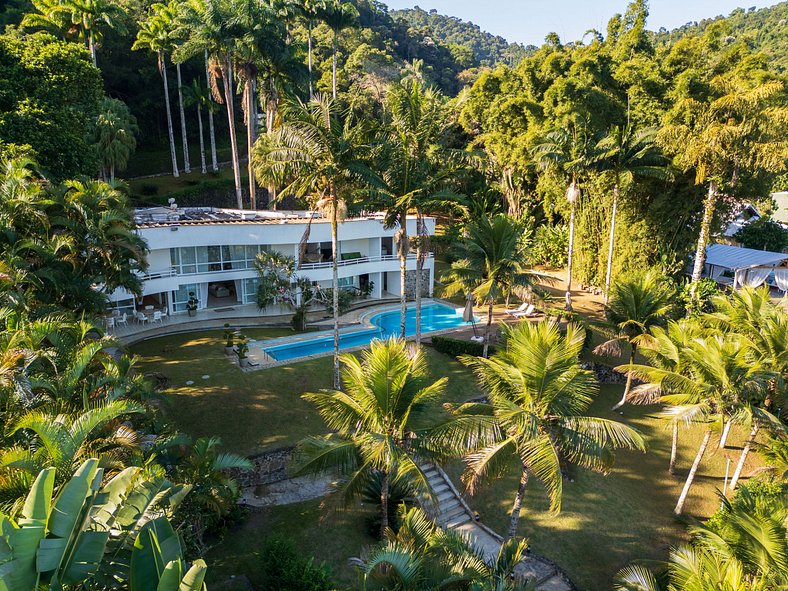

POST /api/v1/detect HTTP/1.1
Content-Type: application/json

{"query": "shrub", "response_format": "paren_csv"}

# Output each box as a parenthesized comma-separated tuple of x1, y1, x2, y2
(530, 224, 569, 268)
(431, 335, 493, 358)
(140, 182, 159, 196)
(259, 538, 333, 591)
(677, 277, 718, 317)
(322, 287, 355, 316)
(733, 217, 788, 252)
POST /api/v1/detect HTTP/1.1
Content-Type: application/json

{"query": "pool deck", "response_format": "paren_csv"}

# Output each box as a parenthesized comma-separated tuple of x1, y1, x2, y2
(242, 299, 469, 371)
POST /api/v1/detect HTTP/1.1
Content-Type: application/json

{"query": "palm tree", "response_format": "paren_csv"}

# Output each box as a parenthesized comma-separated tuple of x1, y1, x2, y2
(594, 270, 675, 410)
(204, 50, 219, 172)
(442, 215, 545, 358)
(293, 338, 448, 537)
(294, 0, 323, 97)
(437, 321, 646, 539)
(658, 76, 788, 307)
(178, 0, 244, 208)
(592, 125, 668, 302)
(317, 0, 358, 99)
(133, 6, 180, 178)
(252, 95, 371, 388)
(625, 334, 769, 515)
(356, 506, 530, 591)
(184, 79, 211, 174)
(532, 124, 597, 311)
(92, 98, 138, 182)
(376, 80, 459, 340)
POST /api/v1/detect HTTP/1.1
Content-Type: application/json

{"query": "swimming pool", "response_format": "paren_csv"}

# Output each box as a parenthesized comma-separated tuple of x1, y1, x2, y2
(261, 303, 476, 362)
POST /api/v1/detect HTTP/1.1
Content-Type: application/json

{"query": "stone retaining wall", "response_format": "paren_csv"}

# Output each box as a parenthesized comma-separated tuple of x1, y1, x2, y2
(229, 446, 295, 487)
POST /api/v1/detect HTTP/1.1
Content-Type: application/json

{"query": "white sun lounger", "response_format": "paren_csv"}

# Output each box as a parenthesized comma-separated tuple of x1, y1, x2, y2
(505, 302, 531, 316)
(511, 304, 540, 318)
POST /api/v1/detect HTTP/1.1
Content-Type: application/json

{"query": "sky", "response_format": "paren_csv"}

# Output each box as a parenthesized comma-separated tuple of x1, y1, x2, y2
(381, 0, 783, 46)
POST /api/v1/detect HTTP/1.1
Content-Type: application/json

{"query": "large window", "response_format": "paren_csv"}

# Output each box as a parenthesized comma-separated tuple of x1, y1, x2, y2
(170, 245, 270, 275)
(172, 283, 199, 312)
(242, 278, 259, 304)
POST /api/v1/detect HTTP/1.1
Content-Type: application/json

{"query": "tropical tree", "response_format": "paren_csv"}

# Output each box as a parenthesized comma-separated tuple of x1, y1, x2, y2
(442, 214, 545, 358)
(293, 338, 448, 537)
(659, 72, 788, 306)
(294, 0, 323, 97)
(133, 5, 180, 178)
(592, 125, 668, 301)
(92, 97, 138, 181)
(532, 123, 597, 311)
(184, 78, 213, 174)
(436, 321, 646, 539)
(595, 270, 675, 410)
(252, 95, 371, 387)
(356, 505, 531, 591)
(317, 0, 358, 98)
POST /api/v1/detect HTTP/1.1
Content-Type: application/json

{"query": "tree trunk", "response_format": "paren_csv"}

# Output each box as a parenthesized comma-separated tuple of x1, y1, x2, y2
(223, 58, 243, 209)
(603, 181, 619, 305)
(380, 469, 389, 539)
(110, 164, 114, 182)
(688, 181, 718, 307)
(307, 22, 314, 98)
(332, 33, 338, 99)
(612, 344, 636, 410)
(246, 77, 257, 210)
(161, 52, 179, 178)
(398, 223, 408, 338)
(266, 93, 278, 209)
(565, 198, 576, 311)
(197, 104, 206, 174)
(674, 429, 711, 516)
(176, 63, 190, 174)
(669, 422, 678, 475)
(507, 465, 528, 540)
(205, 52, 219, 172)
(89, 30, 97, 67)
(483, 301, 493, 358)
(729, 424, 758, 491)
(719, 419, 732, 449)
(331, 186, 341, 389)
(414, 212, 424, 346)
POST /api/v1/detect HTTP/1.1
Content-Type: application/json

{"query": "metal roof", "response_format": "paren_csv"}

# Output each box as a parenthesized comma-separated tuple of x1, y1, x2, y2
(705, 243, 788, 270)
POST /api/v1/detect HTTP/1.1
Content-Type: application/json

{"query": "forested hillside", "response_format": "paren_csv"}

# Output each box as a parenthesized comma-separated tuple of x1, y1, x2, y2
(390, 6, 532, 67)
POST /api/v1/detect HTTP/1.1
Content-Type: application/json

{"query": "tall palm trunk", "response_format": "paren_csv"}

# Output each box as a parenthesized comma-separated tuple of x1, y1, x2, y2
(398, 223, 408, 338)
(674, 428, 711, 516)
(483, 300, 494, 358)
(414, 212, 425, 346)
(729, 424, 758, 491)
(507, 464, 529, 540)
(245, 76, 257, 209)
(380, 469, 389, 539)
(307, 21, 314, 98)
(176, 63, 190, 174)
(205, 52, 219, 172)
(265, 92, 278, 210)
(688, 181, 718, 307)
(332, 33, 338, 99)
(612, 343, 636, 410)
(719, 419, 732, 448)
(89, 30, 97, 67)
(669, 422, 679, 475)
(196, 103, 206, 174)
(604, 181, 620, 305)
(160, 52, 179, 178)
(222, 58, 243, 209)
(331, 186, 341, 389)
(565, 198, 576, 311)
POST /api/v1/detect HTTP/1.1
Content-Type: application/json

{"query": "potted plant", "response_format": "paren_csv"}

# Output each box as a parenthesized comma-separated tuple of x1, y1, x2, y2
(223, 323, 234, 354)
(186, 292, 198, 316)
(235, 336, 250, 368)
(360, 280, 374, 299)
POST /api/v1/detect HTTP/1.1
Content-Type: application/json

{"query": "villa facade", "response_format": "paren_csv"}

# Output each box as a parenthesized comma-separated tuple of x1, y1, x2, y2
(108, 206, 436, 316)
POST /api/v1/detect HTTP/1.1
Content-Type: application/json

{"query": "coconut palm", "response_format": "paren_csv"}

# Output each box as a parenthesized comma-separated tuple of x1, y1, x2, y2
(442, 214, 546, 358)
(133, 6, 181, 178)
(184, 78, 212, 174)
(532, 123, 597, 311)
(252, 95, 371, 387)
(92, 97, 138, 181)
(356, 505, 531, 591)
(293, 0, 324, 97)
(436, 321, 646, 539)
(594, 270, 676, 410)
(625, 334, 769, 515)
(592, 125, 668, 302)
(317, 0, 358, 98)
(293, 338, 448, 537)
(658, 75, 788, 307)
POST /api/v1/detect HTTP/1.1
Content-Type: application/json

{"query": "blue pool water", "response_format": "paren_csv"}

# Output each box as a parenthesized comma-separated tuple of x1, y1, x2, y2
(262, 303, 475, 362)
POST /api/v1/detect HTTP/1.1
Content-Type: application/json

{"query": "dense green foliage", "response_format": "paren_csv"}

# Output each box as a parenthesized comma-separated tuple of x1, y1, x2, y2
(734, 217, 788, 252)
(431, 334, 489, 358)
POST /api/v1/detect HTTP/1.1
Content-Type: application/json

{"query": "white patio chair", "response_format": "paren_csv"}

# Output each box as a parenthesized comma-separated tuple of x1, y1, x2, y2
(105, 316, 115, 331)
(135, 311, 148, 325)
(160, 306, 168, 320)
(152, 311, 162, 323)
(505, 302, 530, 316)
(116, 313, 128, 328)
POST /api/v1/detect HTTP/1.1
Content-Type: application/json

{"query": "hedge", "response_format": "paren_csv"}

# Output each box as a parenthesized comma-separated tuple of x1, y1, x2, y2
(431, 335, 495, 358)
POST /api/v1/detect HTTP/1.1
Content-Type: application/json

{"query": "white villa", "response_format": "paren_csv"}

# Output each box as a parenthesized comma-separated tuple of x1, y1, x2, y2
(108, 206, 436, 317)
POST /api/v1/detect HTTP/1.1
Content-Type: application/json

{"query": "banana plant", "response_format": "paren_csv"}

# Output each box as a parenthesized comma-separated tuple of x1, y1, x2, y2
(0, 458, 203, 590)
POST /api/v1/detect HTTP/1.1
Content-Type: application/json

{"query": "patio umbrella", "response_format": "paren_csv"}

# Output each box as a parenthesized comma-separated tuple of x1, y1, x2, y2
(463, 293, 478, 336)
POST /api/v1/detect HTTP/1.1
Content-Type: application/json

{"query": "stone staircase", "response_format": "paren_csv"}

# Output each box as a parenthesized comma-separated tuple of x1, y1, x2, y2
(419, 462, 574, 591)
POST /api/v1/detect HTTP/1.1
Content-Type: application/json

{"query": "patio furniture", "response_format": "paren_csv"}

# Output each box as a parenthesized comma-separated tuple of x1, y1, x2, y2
(209, 284, 231, 298)
(160, 306, 168, 320)
(303, 252, 323, 263)
(135, 311, 148, 325)
(470, 335, 485, 343)
(505, 303, 533, 316)
(144, 305, 154, 311)
(510, 304, 540, 318)
(116, 313, 128, 327)
(152, 311, 162, 323)
(105, 316, 115, 330)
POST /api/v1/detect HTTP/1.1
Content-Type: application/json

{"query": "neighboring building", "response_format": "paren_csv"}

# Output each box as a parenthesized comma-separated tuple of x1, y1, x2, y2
(723, 203, 761, 239)
(701, 243, 788, 294)
(772, 191, 788, 225)
(108, 206, 436, 315)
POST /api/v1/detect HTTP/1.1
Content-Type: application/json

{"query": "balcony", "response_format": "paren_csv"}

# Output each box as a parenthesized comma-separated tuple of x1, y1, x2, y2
(299, 252, 433, 271)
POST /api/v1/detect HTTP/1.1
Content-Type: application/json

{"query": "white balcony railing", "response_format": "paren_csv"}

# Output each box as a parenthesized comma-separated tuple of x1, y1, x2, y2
(299, 252, 434, 271)
(137, 268, 178, 281)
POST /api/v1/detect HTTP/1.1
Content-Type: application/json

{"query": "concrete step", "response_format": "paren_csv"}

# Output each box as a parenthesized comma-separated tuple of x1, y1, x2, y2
(440, 505, 469, 522)
(431, 482, 450, 495)
(535, 574, 571, 591)
(438, 498, 462, 514)
(445, 513, 473, 528)
(437, 489, 455, 503)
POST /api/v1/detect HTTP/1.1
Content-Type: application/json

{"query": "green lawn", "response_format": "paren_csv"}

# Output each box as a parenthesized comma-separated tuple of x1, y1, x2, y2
(131, 329, 482, 455)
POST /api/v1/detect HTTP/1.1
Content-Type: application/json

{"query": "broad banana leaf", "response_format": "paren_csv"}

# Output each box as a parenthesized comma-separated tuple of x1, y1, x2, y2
(130, 517, 184, 591)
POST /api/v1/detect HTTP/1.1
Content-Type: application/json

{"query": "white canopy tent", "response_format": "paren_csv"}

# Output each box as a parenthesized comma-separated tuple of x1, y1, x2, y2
(703, 244, 788, 293)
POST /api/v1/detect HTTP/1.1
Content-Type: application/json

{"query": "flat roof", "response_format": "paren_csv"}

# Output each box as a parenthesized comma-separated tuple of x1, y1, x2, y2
(132, 207, 408, 228)
(705, 243, 788, 270)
